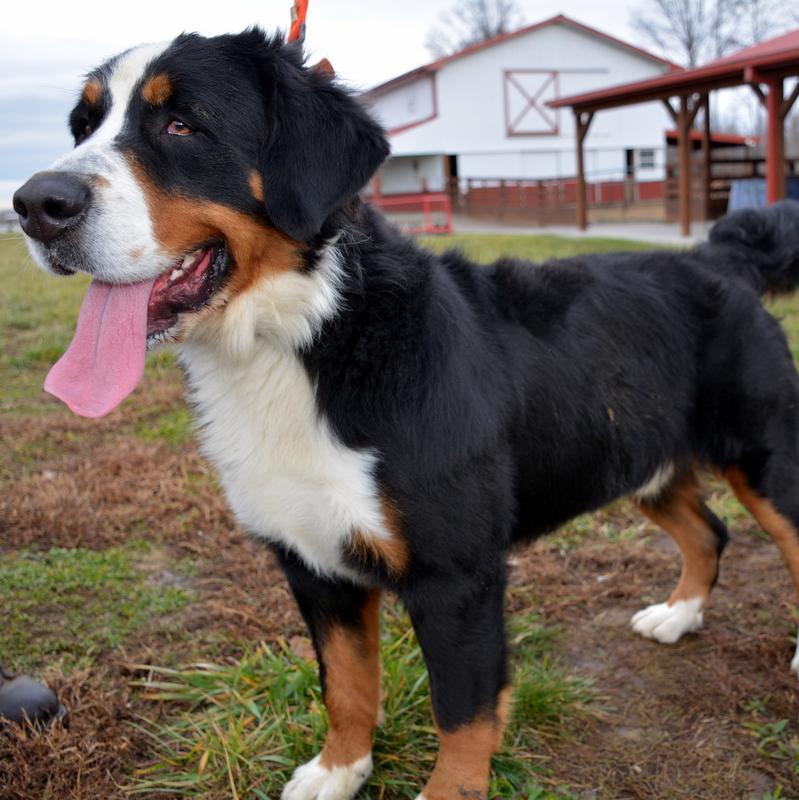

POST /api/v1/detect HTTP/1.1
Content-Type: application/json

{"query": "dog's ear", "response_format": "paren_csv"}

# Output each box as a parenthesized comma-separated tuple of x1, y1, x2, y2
(260, 47, 389, 242)
(709, 206, 774, 250)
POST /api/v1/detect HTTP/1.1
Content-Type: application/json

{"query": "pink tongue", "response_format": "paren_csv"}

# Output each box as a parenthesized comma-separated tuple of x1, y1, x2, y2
(44, 278, 156, 418)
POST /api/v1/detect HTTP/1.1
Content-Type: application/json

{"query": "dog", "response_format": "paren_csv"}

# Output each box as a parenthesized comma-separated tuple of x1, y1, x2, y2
(13, 28, 799, 800)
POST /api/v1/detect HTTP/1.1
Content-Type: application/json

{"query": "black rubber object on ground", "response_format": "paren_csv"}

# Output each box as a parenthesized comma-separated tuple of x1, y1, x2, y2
(0, 666, 67, 727)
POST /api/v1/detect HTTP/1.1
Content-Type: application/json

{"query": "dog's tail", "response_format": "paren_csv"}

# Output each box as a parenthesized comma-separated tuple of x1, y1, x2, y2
(699, 199, 799, 296)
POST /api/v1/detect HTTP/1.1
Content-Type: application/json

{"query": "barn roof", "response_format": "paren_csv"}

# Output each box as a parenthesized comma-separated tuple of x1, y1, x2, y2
(365, 15, 681, 98)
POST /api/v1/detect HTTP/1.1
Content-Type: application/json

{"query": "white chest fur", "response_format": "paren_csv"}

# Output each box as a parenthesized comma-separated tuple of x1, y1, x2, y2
(179, 248, 390, 580)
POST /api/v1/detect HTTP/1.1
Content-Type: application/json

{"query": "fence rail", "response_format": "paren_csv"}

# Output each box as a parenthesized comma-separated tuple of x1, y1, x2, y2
(455, 177, 664, 225)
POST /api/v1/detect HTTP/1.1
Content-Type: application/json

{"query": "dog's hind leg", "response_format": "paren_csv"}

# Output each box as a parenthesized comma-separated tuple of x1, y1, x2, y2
(631, 474, 729, 644)
(726, 465, 799, 677)
(275, 549, 382, 800)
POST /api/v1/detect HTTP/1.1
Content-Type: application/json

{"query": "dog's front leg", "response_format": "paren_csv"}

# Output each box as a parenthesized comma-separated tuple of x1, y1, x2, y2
(404, 568, 511, 800)
(277, 550, 381, 800)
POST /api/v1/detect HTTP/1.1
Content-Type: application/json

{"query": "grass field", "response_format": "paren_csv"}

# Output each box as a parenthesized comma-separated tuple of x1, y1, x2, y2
(1, 230, 799, 799)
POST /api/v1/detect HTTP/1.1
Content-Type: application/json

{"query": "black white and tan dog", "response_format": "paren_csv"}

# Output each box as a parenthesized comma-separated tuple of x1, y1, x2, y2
(13, 28, 799, 800)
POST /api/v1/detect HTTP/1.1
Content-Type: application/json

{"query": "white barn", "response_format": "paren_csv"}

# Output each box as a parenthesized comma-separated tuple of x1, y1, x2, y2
(365, 15, 681, 197)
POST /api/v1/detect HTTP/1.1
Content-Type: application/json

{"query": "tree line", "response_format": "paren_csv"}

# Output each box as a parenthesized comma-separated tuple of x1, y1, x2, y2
(427, 0, 798, 68)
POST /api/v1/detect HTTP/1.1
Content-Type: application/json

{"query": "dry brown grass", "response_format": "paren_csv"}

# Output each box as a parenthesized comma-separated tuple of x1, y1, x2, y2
(0, 668, 142, 800)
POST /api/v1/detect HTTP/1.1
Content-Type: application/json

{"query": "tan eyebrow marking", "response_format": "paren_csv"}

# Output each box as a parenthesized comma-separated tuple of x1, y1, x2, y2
(141, 73, 173, 106)
(81, 79, 103, 107)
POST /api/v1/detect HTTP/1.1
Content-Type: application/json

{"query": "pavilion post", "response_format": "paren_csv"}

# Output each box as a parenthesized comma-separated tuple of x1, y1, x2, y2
(701, 93, 712, 221)
(669, 93, 704, 236)
(765, 79, 786, 203)
(678, 96, 692, 237)
(575, 110, 594, 231)
(784, 83, 799, 188)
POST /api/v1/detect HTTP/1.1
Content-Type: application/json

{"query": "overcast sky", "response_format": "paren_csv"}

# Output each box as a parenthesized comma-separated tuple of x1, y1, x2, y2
(1, 0, 658, 202)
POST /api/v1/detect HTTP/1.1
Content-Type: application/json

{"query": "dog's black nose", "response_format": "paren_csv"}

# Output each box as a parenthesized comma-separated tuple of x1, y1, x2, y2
(13, 172, 91, 245)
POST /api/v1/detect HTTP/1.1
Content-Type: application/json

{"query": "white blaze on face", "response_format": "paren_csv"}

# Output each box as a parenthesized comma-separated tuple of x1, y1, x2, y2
(24, 41, 174, 284)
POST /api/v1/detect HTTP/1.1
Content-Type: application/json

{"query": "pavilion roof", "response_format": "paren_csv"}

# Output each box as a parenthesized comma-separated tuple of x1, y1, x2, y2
(550, 28, 799, 112)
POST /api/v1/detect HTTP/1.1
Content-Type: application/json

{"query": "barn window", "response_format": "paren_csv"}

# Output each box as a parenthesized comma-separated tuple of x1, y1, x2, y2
(638, 149, 656, 169)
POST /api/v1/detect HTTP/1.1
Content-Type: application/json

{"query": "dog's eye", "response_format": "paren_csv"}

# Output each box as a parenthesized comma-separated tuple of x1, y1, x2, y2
(75, 121, 92, 145)
(166, 120, 193, 136)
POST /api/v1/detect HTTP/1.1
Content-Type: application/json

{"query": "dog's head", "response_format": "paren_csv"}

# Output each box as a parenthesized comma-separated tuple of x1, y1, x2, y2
(13, 29, 388, 416)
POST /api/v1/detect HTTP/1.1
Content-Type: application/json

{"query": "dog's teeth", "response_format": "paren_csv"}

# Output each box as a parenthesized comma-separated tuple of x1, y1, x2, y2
(180, 247, 207, 271)
(170, 268, 184, 282)
(184, 249, 204, 268)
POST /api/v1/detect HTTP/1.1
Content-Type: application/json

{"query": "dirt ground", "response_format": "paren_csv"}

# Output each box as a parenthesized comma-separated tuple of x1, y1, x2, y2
(2, 363, 798, 799)
(510, 505, 799, 799)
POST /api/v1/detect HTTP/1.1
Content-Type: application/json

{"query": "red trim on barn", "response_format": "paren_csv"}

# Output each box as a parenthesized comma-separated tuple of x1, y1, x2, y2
(365, 14, 680, 99)
(370, 192, 453, 235)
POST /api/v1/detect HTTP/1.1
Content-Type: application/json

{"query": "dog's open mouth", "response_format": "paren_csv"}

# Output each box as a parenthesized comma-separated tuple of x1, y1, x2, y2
(147, 243, 228, 344)
(43, 242, 230, 419)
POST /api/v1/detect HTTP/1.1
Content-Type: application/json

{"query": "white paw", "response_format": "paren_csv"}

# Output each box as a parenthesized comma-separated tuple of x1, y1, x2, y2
(281, 753, 372, 800)
(631, 598, 704, 644)
(791, 625, 799, 678)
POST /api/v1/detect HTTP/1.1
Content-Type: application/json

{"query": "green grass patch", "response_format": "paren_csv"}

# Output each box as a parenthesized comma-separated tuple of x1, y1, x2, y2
(741, 699, 799, 800)
(135, 406, 194, 447)
(9, 341, 71, 369)
(0, 543, 190, 673)
(419, 232, 654, 263)
(0, 236, 88, 409)
(548, 512, 638, 554)
(6, 433, 75, 471)
(743, 700, 799, 778)
(766, 294, 799, 363)
(130, 605, 592, 798)
(759, 791, 788, 800)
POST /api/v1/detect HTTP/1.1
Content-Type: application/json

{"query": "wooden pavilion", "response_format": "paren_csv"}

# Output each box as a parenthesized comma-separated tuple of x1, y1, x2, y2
(549, 29, 799, 235)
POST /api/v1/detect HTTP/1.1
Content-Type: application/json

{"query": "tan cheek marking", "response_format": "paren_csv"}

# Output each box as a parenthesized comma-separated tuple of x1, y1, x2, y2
(637, 477, 721, 603)
(349, 496, 409, 577)
(141, 73, 173, 106)
(130, 159, 302, 296)
(91, 175, 110, 189)
(726, 468, 799, 595)
(128, 247, 143, 261)
(82, 79, 103, 107)
(248, 171, 265, 203)
(423, 690, 511, 800)
(319, 589, 381, 768)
